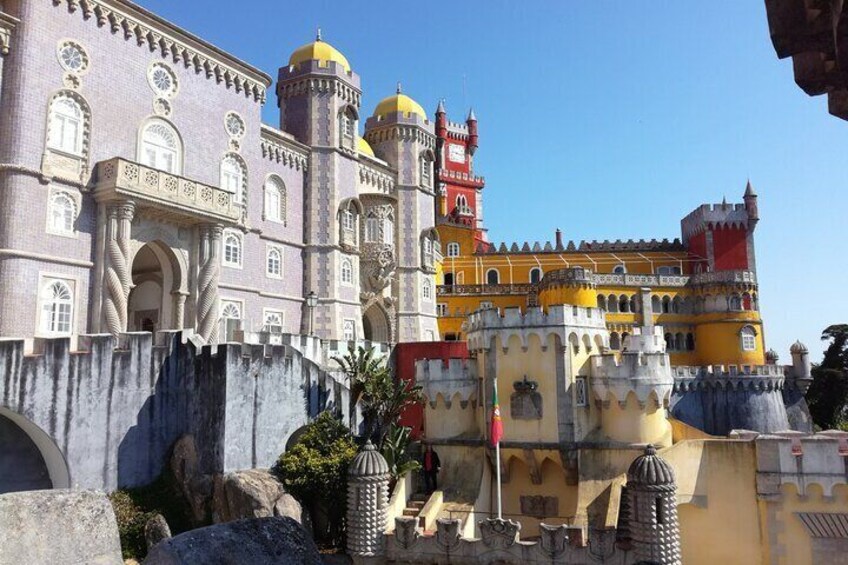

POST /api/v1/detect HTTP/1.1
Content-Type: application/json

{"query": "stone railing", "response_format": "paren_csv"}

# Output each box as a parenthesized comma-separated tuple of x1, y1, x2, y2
(593, 273, 690, 287)
(386, 517, 627, 564)
(539, 267, 595, 288)
(438, 284, 535, 296)
(94, 158, 240, 224)
(689, 270, 757, 286)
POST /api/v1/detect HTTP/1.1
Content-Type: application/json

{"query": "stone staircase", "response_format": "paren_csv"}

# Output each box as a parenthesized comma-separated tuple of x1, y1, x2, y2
(401, 493, 429, 529)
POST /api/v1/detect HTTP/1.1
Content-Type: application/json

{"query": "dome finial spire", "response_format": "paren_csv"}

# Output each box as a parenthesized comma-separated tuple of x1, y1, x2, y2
(396, 82, 402, 94)
(316, 26, 322, 41)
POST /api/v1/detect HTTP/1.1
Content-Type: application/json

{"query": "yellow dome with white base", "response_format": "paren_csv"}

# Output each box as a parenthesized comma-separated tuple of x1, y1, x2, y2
(288, 32, 351, 73)
(373, 84, 427, 119)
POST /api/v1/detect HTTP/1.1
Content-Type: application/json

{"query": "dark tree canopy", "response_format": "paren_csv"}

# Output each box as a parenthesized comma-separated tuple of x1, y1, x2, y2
(806, 324, 848, 430)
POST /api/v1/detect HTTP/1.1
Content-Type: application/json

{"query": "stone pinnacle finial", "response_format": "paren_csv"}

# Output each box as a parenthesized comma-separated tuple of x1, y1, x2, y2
(467, 107, 477, 121)
(396, 81, 402, 94)
(316, 27, 322, 41)
(744, 178, 756, 197)
(436, 98, 446, 114)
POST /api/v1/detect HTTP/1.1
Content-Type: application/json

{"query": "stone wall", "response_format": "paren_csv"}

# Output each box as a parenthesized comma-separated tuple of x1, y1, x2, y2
(0, 330, 346, 492)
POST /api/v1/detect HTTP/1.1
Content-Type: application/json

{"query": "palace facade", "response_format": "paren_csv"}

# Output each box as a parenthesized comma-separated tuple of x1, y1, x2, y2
(0, 0, 439, 345)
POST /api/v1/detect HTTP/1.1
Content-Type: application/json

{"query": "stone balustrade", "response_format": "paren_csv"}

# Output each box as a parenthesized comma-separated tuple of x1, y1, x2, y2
(94, 157, 241, 224)
(689, 270, 757, 286)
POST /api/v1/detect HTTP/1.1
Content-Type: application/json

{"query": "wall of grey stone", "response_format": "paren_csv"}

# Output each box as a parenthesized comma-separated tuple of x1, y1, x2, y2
(0, 331, 346, 493)
(670, 384, 791, 436)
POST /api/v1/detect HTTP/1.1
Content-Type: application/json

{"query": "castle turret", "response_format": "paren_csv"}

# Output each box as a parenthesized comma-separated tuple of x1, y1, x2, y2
(537, 267, 598, 309)
(790, 340, 812, 382)
(626, 445, 682, 565)
(466, 108, 478, 155)
(347, 441, 390, 563)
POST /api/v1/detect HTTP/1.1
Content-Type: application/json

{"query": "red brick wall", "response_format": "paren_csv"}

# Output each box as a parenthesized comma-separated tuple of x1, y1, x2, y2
(712, 226, 749, 271)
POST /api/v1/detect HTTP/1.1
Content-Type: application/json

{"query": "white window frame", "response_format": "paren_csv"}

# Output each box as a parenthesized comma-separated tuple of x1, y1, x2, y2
(343, 318, 356, 342)
(38, 277, 75, 336)
(266, 245, 283, 279)
(47, 95, 84, 156)
(220, 299, 243, 342)
(340, 257, 354, 286)
(47, 191, 77, 237)
(264, 176, 286, 224)
(437, 303, 448, 317)
(139, 118, 181, 174)
(220, 154, 245, 206)
(222, 230, 243, 269)
(740, 326, 757, 352)
(446, 242, 460, 258)
(420, 154, 432, 187)
(262, 309, 285, 334)
(422, 278, 432, 301)
(485, 268, 500, 285)
(612, 264, 627, 275)
(529, 267, 543, 284)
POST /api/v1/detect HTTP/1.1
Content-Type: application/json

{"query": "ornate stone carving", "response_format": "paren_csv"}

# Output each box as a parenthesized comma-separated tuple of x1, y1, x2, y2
(538, 523, 569, 559)
(511, 375, 543, 420)
(196, 224, 222, 343)
(479, 518, 520, 550)
(363, 245, 395, 294)
(393, 517, 420, 550)
(435, 519, 462, 552)
(103, 201, 135, 336)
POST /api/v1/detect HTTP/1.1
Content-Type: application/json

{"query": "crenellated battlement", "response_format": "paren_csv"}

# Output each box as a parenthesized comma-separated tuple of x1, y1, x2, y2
(681, 201, 751, 240)
(590, 351, 674, 407)
(414, 357, 478, 407)
(671, 364, 786, 393)
(481, 238, 684, 255)
(467, 305, 605, 331)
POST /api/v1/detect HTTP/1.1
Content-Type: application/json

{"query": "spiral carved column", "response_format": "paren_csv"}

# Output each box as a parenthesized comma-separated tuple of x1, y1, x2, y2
(102, 201, 135, 336)
(196, 224, 222, 343)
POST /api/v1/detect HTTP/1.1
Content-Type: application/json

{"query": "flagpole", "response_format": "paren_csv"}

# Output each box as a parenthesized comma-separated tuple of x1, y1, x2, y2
(494, 377, 502, 520)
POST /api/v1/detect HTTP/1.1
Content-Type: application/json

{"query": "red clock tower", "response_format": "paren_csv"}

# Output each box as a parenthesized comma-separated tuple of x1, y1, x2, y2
(434, 100, 489, 248)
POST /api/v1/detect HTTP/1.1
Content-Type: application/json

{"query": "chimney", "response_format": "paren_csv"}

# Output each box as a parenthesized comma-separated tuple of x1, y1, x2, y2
(555, 229, 563, 250)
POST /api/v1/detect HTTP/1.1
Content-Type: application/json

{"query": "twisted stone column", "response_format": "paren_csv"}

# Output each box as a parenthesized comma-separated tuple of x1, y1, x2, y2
(102, 201, 135, 336)
(196, 224, 222, 343)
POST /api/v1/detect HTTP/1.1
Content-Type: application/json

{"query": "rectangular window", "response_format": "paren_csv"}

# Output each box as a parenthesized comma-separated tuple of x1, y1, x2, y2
(343, 319, 356, 342)
(263, 310, 284, 334)
(365, 218, 379, 242)
(480, 301, 494, 310)
(383, 220, 393, 244)
(436, 304, 448, 317)
(575, 377, 588, 407)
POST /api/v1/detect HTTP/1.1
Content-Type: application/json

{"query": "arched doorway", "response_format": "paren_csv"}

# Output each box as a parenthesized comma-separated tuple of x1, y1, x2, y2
(362, 303, 391, 343)
(0, 407, 70, 493)
(128, 241, 183, 332)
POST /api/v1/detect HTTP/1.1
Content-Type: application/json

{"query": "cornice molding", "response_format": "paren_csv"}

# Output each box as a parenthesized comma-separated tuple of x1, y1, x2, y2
(260, 129, 309, 172)
(51, 0, 271, 103)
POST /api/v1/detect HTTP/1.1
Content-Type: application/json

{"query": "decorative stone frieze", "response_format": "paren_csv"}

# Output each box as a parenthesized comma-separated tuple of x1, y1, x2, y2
(260, 128, 309, 171)
(51, 0, 269, 102)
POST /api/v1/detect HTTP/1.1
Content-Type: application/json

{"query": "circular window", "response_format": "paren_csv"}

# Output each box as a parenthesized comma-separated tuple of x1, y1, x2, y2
(57, 41, 88, 73)
(225, 112, 246, 138)
(148, 62, 178, 98)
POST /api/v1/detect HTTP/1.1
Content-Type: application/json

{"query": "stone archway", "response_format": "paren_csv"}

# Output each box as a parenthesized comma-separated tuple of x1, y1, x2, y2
(0, 407, 70, 493)
(128, 240, 185, 332)
(362, 302, 392, 343)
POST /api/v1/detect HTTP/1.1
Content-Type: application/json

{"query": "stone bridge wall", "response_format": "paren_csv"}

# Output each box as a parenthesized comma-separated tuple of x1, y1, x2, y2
(0, 331, 346, 492)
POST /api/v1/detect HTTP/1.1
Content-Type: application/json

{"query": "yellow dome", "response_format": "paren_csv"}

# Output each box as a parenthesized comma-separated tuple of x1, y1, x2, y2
(288, 39, 351, 73)
(373, 90, 427, 120)
(357, 137, 374, 157)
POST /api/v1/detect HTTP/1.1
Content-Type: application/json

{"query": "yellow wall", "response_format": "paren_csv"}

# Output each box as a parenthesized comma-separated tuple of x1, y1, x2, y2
(600, 392, 672, 447)
(500, 451, 577, 536)
(538, 284, 597, 309)
(694, 313, 764, 365)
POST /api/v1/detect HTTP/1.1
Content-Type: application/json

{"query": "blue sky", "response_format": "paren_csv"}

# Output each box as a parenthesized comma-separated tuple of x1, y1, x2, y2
(141, 0, 845, 359)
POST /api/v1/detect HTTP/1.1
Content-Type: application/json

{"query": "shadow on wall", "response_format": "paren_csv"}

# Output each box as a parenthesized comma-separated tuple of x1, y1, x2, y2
(0, 411, 66, 493)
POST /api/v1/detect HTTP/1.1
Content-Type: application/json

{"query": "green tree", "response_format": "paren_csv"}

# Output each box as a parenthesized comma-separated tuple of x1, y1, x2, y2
(381, 424, 421, 484)
(333, 346, 423, 446)
(806, 324, 848, 430)
(273, 411, 357, 545)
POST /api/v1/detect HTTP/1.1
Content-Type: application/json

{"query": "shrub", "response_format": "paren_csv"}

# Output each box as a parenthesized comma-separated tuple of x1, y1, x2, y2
(108, 471, 193, 560)
(273, 411, 357, 546)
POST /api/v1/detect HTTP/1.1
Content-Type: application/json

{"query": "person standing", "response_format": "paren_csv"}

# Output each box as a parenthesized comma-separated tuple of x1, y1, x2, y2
(421, 444, 441, 494)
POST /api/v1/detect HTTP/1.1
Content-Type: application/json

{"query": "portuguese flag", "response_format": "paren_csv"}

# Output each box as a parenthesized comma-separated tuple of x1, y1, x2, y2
(490, 379, 503, 446)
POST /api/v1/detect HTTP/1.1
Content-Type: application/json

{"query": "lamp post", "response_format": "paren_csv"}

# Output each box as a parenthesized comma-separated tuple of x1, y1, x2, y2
(306, 291, 318, 336)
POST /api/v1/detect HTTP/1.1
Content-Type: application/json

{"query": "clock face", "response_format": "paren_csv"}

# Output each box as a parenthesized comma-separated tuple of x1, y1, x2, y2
(448, 143, 465, 163)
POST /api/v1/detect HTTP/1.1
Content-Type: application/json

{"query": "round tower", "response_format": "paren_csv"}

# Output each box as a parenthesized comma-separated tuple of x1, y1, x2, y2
(347, 441, 390, 563)
(626, 445, 681, 565)
(537, 267, 598, 309)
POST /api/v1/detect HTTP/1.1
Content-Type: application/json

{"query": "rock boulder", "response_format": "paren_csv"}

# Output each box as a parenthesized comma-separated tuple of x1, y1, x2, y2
(0, 489, 122, 565)
(143, 516, 321, 565)
(212, 468, 305, 525)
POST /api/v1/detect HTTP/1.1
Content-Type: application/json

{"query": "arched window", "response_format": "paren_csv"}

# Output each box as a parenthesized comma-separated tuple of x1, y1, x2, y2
(609, 332, 621, 350)
(49, 192, 76, 235)
(340, 200, 361, 247)
(529, 268, 542, 284)
(675, 333, 685, 351)
(267, 247, 282, 277)
(446, 242, 460, 258)
(612, 264, 627, 274)
(420, 152, 433, 187)
(341, 258, 353, 285)
(40, 280, 73, 335)
(597, 295, 607, 311)
(220, 154, 246, 206)
(140, 119, 181, 173)
(740, 326, 757, 351)
(619, 295, 629, 313)
(630, 295, 639, 313)
(729, 294, 742, 311)
(455, 194, 470, 214)
(47, 96, 84, 155)
(486, 268, 500, 285)
(222, 231, 242, 267)
(423, 278, 432, 300)
(665, 333, 675, 351)
(686, 333, 695, 351)
(219, 300, 242, 342)
(672, 296, 682, 314)
(339, 106, 356, 150)
(264, 176, 286, 223)
(608, 294, 619, 313)
(661, 296, 671, 314)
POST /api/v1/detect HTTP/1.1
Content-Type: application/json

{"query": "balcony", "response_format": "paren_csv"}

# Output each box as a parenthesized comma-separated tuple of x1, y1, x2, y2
(593, 273, 690, 287)
(689, 270, 757, 286)
(437, 283, 535, 296)
(94, 158, 241, 224)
